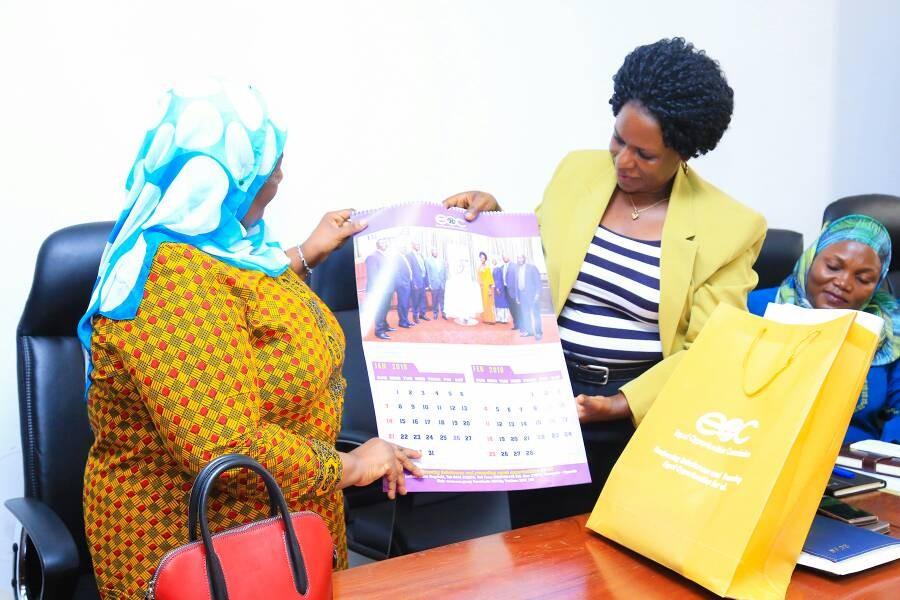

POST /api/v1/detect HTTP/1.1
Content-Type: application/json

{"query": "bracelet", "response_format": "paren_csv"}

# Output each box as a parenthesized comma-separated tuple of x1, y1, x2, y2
(296, 244, 313, 276)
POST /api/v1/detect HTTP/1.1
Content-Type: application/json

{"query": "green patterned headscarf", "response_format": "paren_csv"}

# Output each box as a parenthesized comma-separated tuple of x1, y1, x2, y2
(776, 214, 898, 366)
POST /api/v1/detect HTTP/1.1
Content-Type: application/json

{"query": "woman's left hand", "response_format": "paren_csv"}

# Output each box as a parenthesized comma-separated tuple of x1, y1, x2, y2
(298, 209, 368, 268)
(575, 392, 633, 423)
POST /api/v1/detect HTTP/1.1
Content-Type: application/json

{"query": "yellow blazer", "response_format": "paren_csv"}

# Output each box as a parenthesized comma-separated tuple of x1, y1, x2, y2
(536, 150, 767, 424)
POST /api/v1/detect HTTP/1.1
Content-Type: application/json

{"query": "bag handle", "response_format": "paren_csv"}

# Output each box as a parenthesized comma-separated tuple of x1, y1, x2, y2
(187, 454, 309, 600)
(187, 459, 279, 541)
(741, 328, 821, 396)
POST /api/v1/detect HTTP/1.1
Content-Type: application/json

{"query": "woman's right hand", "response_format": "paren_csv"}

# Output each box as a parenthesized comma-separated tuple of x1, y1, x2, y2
(575, 392, 632, 424)
(340, 438, 423, 499)
(300, 209, 368, 266)
(442, 191, 501, 221)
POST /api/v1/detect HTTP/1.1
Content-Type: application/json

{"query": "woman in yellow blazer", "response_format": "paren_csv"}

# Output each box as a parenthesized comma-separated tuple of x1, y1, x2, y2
(446, 38, 766, 526)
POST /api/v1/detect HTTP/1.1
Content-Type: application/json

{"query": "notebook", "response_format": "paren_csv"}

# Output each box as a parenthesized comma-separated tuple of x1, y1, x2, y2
(836, 442, 900, 496)
(851, 440, 900, 459)
(839, 468, 900, 495)
(838, 443, 900, 478)
(798, 515, 900, 575)
(826, 471, 887, 497)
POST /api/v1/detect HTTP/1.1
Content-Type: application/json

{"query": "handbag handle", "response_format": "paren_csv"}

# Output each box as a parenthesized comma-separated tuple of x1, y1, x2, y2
(187, 454, 310, 600)
(741, 328, 821, 396)
(187, 458, 279, 541)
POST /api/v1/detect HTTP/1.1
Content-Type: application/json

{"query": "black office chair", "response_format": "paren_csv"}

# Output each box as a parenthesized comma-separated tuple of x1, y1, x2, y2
(7, 222, 113, 600)
(8, 221, 508, 599)
(752, 228, 804, 289)
(823, 194, 900, 295)
(309, 242, 511, 560)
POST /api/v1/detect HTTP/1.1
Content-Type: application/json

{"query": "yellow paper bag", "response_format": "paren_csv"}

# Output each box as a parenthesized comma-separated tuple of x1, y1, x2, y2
(587, 304, 880, 599)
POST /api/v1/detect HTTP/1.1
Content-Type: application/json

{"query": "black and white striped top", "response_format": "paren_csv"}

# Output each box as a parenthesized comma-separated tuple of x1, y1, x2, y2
(558, 225, 663, 366)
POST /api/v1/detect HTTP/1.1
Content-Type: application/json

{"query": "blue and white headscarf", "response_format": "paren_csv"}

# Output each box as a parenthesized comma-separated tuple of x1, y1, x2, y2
(78, 79, 289, 393)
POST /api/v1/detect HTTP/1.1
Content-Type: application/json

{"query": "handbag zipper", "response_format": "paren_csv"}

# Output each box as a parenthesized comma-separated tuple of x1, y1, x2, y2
(145, 512, 318, 599)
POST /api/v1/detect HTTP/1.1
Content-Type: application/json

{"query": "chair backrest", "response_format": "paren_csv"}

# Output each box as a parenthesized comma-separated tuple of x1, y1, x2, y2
(307, 242, 377, 440)
(752, 228, 804, 289)
(17, 222, 113, 568)
(823, 194, 900, 273)
(823, 194, 900, 297)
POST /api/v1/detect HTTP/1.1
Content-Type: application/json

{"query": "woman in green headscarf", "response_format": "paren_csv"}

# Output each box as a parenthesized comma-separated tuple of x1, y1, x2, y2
(749, 214, 900, 443)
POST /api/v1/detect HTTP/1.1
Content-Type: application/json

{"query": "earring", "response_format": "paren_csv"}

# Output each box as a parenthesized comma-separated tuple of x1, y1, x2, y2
(681, 162, 689, 175)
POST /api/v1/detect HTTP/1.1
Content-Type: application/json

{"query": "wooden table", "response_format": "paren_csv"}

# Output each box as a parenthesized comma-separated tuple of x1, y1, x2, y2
(334, 492, 900, 599)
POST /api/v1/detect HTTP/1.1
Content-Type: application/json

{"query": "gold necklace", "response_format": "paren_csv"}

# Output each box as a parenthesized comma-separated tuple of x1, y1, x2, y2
(624, 191, 669, 220)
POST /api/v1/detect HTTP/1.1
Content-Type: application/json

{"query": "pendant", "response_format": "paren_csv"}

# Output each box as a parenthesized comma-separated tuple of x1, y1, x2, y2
(631, 210, 640, 220)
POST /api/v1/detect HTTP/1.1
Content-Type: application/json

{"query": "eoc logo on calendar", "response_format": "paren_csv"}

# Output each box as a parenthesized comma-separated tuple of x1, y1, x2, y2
(351, 202, 590, 492)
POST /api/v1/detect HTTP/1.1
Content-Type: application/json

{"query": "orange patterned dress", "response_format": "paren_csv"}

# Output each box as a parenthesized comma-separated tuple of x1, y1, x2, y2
(84, 242, 347, 600)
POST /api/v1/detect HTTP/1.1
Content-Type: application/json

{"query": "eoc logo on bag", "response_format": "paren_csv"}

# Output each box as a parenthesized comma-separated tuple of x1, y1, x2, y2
(695, 411, 759, 445)
(434, 214, 468, 229)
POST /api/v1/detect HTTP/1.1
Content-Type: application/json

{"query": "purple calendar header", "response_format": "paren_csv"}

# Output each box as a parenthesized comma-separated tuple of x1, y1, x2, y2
(471, 365, 562, 384)
(372, 361, 466, 383)
(400, 463, 591, 492)
(353, 202, 539, 238)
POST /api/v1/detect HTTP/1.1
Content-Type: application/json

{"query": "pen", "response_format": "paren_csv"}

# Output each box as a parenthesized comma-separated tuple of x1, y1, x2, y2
(832, 466, 857, 479)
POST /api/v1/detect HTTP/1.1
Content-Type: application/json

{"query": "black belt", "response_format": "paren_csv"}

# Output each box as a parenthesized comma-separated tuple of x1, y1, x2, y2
(566, 360, 654, 385)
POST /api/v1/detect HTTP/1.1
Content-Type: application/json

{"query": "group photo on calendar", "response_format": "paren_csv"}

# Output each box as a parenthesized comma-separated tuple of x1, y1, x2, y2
(353, 206, 558, 345)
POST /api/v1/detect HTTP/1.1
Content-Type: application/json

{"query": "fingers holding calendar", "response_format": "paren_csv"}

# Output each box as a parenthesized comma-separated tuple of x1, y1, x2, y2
(393, 445, 424, 497)
(575, 392, 633, 424)
(340, 438, 423, 499)
(385, 444, 424, 499)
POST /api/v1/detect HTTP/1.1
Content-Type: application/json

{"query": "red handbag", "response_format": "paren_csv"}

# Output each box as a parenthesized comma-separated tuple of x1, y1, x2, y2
(147, 454, 334, 600)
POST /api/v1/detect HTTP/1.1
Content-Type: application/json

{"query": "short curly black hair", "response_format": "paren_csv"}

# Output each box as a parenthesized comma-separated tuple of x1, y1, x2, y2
(609, 38, 734, 159)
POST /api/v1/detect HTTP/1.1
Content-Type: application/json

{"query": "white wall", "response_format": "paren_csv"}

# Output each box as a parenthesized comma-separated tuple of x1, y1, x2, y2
(1, 1, 897, 593)
(832, 0, 900, 198)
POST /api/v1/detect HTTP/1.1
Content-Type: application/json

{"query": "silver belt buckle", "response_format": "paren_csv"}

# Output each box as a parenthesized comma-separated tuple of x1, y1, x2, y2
(580, 364, 609, 385)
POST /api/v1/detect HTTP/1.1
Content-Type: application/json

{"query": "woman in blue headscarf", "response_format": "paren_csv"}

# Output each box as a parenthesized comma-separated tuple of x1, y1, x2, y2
(749, 214, 900, 445)
(80, 80, 421, 599)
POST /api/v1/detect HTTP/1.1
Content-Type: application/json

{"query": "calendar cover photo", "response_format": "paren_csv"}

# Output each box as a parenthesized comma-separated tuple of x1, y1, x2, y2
(353, 204, 559, 345)
(351, 203, 589, 492)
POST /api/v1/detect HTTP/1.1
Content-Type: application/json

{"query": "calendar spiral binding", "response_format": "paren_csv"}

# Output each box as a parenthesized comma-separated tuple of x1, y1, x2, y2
(350, 200, 535, 221)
